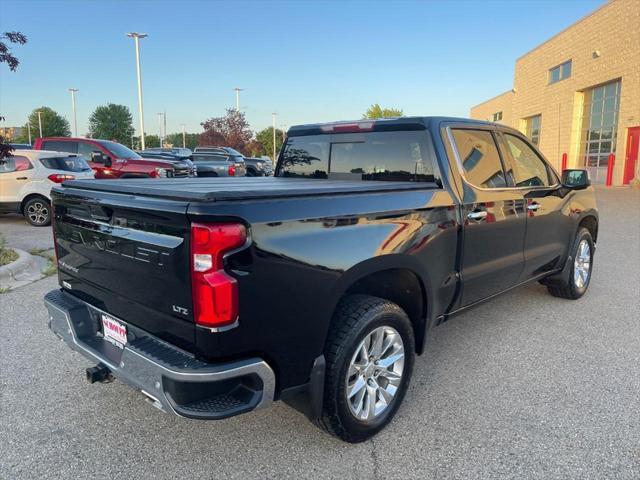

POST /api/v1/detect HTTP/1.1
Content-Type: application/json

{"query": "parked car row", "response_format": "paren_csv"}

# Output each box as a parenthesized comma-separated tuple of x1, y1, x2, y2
(1, 137, 274, 226)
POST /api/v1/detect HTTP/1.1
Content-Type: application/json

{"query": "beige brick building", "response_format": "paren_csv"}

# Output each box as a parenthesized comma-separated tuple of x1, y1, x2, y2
(470, 0, 640, 185)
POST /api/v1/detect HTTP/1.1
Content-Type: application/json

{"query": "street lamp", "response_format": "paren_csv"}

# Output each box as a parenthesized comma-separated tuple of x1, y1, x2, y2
(233, 87, 244, 111)
(157, 112, 164, 147)
(180, 123, 186, 148)
(126, 32, 148, 150)
(36, 111, 43, 138)
(68, 88, 79, 137)
(272, 112, 277, 161)
(27, 121, 32, 145)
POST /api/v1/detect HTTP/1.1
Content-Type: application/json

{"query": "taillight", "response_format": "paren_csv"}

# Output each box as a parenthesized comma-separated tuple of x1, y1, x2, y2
(228, 164, 236, 176)
(48, 174, 75, 183)
(190, 223, 247, 329)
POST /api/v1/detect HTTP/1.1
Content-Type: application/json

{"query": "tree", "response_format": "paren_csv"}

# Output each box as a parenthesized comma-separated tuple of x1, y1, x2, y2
(255, 127, 284, 159)
(165, 132, 200, 150)
(88, 104, 134, 145)
(244, 139, 266, 157)
(199, 109, 253, 152)
(362, 104, 403, 119)
(1, 31, 27, 161)
(15, 107, 70, 142)
(0, 31, 27, 72)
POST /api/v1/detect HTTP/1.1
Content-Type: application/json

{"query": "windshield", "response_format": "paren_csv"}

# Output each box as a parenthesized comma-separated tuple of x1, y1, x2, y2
(97, 140, 142, 159)
(40, 155, 92, 172)
(224, 147, 244, 156)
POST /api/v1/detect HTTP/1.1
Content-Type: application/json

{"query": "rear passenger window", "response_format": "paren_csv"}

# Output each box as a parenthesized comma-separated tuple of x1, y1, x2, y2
(451, 129, 507, 188)
(0, 155, 33, 173)
(42, 141, 77, 153)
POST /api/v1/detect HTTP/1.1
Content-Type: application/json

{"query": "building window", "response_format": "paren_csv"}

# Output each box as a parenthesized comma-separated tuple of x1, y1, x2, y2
(492, 111, 503, 122)
(581, 80, 621, 183)
(524, 115, 541, 145)
(549, 60, 572, 84)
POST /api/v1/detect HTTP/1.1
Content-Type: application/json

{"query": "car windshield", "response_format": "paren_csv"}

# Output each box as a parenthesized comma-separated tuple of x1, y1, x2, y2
(225, 147, 244, 156)
(40, 155, 92, 172)
(97, 140, 142, 159)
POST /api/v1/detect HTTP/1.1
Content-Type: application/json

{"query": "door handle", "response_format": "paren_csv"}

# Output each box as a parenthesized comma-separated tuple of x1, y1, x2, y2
(527, 203, 540, 211)
(16, 177, 28, 180)
(467, 210, 488, 221)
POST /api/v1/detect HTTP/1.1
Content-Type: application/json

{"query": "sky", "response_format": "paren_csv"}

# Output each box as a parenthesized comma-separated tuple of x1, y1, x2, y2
(0, 0, 605, 137)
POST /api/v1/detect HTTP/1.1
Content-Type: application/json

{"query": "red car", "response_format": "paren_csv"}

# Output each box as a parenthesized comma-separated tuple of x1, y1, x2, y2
(33, 137, 188, 179)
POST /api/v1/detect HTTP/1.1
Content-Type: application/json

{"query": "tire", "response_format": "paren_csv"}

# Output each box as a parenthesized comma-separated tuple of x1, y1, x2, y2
(547, 227, 594, 299)
(23, 196, 51, 227)
(316, 294, 415, 442)
(246, 169, 256, 177)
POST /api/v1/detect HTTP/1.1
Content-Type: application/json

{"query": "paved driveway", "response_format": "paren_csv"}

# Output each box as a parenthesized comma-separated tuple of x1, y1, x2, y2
(1, 187, 639, 479)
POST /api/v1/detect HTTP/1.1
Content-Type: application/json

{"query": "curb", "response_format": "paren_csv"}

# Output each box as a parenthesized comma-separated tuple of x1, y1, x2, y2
(0, 248, 47, 290)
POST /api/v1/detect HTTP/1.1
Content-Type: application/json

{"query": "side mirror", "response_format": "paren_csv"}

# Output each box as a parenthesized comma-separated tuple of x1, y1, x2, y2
(91, 151, 112, 167)
(562, 169, 590, 189)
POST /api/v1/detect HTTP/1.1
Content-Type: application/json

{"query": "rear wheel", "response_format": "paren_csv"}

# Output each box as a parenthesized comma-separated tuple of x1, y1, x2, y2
(547, 227, 594, 299)
(316, 295, 415, 442)
(23, 196, 51, 226)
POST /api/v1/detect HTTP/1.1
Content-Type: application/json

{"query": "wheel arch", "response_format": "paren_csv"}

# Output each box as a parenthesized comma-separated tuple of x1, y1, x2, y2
(325, 256, 433, 355)
(20, 192, 50, 213)
(578, 214, 598, 243)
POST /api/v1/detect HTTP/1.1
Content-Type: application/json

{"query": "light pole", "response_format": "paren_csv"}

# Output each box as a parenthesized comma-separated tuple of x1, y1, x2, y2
(126, 32, 148, 150)
(68, 88, 79, 137)
(271, 113, 277, 161)
(233, 87, 244, 111)
(280, 124, 287, 143)
(180, 123, 186, 148)
(27, 121, 32, 145)
(36, 111, 43, 138)
(157, 112, 164, 147)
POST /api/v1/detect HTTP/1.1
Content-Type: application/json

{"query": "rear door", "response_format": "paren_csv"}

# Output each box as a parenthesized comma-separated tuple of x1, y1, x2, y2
(0, 155, 35, 203)
(497, 131, 571, 280)
(447, 127, 527, 306)
(52, 188, 196, 351)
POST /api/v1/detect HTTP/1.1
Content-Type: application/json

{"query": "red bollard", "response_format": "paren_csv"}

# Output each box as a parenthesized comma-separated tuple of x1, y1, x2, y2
(561, 153, 567, 172)
(605, 153, 615, 186)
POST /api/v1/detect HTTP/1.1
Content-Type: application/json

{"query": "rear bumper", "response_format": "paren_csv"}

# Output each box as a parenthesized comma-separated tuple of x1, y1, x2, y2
(44, 289, 275, 420)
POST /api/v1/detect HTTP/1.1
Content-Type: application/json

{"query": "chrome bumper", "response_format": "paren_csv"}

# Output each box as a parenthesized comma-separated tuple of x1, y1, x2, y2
(44, 289, 275, 420)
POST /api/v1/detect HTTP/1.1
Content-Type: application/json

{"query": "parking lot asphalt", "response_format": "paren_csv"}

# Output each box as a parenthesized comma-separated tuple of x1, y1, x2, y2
(0, 213, 54, 252)
(1, 187, 639, 479)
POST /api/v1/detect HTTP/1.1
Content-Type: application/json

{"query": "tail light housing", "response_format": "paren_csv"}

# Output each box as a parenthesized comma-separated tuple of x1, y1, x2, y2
(48, 174, 76, 183)
(228, 164, 236, 176)
(190, 223, 247, 329)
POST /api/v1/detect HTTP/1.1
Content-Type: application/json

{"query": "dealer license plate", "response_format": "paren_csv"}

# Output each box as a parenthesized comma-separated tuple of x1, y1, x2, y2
(101, 314, 128, 348)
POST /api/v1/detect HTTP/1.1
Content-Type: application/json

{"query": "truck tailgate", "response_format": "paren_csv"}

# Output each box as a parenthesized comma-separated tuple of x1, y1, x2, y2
(51, 187, 196, 351)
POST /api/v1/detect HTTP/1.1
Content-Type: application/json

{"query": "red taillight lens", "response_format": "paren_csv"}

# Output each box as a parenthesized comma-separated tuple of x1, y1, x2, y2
(48, 174, 75, 183)
(320, 121, 375, 133)
(190, 223, 246, 329)
(228, 164, 236, 176)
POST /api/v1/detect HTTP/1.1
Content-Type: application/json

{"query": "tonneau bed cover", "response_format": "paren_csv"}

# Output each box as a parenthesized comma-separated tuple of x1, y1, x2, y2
(60, 177, 438, 202)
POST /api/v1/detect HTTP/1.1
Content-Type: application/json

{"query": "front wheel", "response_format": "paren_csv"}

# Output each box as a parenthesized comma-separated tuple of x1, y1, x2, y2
(316, 295, 415, 442)
(546, 227, 594, 299)
(23, 197, 51, 226)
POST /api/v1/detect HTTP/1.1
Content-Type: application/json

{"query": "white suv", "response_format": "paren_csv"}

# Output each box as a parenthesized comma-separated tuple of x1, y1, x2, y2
(0, 150, 94, 226)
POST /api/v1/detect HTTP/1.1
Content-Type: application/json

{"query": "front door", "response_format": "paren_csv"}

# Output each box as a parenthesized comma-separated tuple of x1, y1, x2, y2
(498, 132, 572, 280)
(623, 127, 640, 185)
(449, 128, 527, 306)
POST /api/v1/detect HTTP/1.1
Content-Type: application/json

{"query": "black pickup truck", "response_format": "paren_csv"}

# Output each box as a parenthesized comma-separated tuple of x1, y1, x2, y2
(44, 117, 598, 442)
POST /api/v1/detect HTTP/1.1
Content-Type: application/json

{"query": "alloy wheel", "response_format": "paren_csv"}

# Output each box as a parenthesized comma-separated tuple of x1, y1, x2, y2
(345, 326, 405, 422)
(573, 239, 591, 288)
(27, 201, 49, 225)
